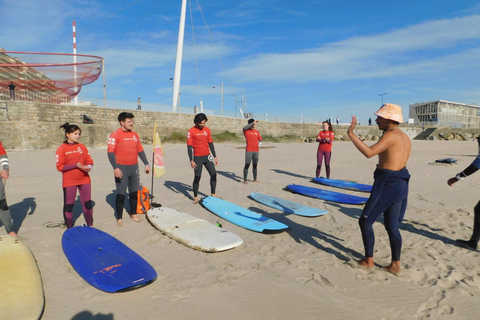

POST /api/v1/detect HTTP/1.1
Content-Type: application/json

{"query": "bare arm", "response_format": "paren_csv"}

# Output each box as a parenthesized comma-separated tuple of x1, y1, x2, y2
(347, 115, 392, 158)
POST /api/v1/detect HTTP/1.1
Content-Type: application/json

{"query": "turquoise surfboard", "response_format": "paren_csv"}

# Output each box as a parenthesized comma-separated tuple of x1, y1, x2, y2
(312, 177, 373, 192)
(62, 226, 157, 293)
(250, 192, 328, 217)
(201, 196, 289, 232)
(286, 184, 368, 205)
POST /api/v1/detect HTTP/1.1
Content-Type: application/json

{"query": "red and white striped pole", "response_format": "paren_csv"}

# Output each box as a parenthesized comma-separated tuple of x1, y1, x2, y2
(73, 20, 78, 105)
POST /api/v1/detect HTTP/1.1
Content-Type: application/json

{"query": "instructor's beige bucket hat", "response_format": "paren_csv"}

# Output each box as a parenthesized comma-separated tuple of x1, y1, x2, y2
(374, 103, 403, 123)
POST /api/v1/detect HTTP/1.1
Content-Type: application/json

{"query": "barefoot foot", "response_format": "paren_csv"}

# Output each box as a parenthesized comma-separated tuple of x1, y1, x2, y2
(130, 214, 141, 222)
(193, 196, 199, 204)
(357, 257, 374, 268)
(117, 219, 123, 227)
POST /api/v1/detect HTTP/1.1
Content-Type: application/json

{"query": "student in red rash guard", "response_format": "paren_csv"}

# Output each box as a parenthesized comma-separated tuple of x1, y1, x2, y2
(108, 112, 150, 226)
(187, 113, 218, 204)
(315, 120, 335, 178)
(56, 123, 94, 228)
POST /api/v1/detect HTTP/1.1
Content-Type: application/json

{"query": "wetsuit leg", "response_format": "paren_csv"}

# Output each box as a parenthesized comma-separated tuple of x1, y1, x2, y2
(78, 183, 93, 227)
(324, 151, 332, 179)
(470, 199, 480, 244)
(126, 166, 140, 216)
(252, 152, 259, 181)
(0, 179, 13, 233)
(359, 179, 408, 259)
(63, 186, 78, 228)
(115, 194, 126, 219)
(316, 150, 324, 177)
(383, 201, 403, 261)
(244, 152, 253, 181)
(204, 155, 217, 194)
(193, 156, 205, 197)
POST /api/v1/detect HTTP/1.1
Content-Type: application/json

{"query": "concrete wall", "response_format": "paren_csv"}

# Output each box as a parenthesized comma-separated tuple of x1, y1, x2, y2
(0, 101, 416, 150)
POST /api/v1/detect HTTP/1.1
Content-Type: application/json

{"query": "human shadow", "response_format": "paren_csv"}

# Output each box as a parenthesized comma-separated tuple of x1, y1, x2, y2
(331, 202, 467, 252)
(271, 169, 311, 180)
(216, 170, 242, 183)
(164, 180, 208, 201)
(246, 202, 363, 262)
(8, 197, 36, 233)
(105, 190, 132, 219)
(71, 311, 114, 320)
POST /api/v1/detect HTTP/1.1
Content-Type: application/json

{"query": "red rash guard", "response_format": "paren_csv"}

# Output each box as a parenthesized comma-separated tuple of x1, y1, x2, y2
(244, 129, 262, 152)
(187, 126, 213, 157)
(108, 128, 144, 165)
(317, 130, 335, 152)
(56, 143, 93, 188)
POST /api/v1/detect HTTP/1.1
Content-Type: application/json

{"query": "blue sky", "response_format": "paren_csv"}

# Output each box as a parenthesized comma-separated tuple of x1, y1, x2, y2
(1, 0, 480, 123)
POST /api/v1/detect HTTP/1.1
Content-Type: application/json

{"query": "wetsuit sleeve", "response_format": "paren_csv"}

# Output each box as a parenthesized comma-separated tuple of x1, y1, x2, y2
(62, 164, 78, 172)
(456, 152, 480, 180)
(0, 141, 9, 171)
(326, 132, 334, 144)
(187, 145, 194, 161)
(243, 123, 254, 131)
(209, 142, 217, 157)
(108, 152, 118, 169)
(138, 150, 149, 166)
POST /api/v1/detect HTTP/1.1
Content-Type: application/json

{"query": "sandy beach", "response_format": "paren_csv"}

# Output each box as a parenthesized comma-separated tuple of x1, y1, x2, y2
(2, 139, 480, 320)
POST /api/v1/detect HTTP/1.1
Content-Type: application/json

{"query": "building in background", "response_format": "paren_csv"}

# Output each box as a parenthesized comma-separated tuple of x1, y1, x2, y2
(409, 100, 480, 128)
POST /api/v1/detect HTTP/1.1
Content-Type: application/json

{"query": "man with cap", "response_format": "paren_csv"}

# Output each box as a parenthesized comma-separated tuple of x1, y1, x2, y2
(347, 103, 411, 273)
(242, 119, 262, 184)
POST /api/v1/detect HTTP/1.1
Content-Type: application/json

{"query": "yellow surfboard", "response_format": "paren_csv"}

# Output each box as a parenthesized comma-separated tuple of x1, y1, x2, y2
(0, 235, 44, 320)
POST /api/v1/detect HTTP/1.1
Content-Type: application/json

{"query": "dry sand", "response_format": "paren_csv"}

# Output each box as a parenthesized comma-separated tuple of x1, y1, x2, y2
(2, 139, 480, 320)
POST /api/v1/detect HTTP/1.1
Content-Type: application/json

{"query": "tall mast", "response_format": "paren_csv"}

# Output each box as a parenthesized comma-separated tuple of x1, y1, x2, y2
(172, 0, 187, 113)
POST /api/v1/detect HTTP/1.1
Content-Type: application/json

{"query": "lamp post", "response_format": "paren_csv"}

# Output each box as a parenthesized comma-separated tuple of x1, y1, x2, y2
(233, 94, 237, 118)
(379, 93, 387, 105)
(212, 81, 224, 116)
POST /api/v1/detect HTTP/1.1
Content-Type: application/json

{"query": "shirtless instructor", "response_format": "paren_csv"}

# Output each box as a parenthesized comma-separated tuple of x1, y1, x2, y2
(347, 103, 411, 273)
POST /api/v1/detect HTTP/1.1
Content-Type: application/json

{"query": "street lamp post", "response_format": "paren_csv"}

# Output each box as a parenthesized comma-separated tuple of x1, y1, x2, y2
(233, 94, 237, 118)
(379, 93, 387, 105)
(212, 81, 224, 116)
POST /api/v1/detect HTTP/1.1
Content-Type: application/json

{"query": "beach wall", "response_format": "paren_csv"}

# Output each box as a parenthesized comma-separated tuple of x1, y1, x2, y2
(0, 101, 419, 150)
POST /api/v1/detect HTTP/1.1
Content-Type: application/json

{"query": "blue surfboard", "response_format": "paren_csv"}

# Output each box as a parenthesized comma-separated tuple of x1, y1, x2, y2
(312, 177, 373, 192)
(201, 196, 289, 232)
(62, 226, 157, 293)
(250, 192, 328, 217)
(286, 184, 368, 205)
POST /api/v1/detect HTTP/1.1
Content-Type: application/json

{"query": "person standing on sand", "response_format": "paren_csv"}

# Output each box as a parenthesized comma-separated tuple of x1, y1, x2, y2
(0, 140, 17, 237)
(243, 119, 262, 184)
(108, 112, 150, 226)
(447, 148, 480, 250)
(315, 121, 335, 178)
(187, 113, 218, 204)
(347, 103, 411, 273)
(56, 123, 94, 228)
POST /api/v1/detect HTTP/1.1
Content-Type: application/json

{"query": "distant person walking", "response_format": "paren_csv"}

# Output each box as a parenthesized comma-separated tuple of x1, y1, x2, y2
(315, 121, 334, 178)
(368, 117, 372, 126)
(8, 82, 15, 100)
(0, 140, 17, 237)
(108, 112, 150, 226)
(56, 123, 94, 228)
(137, 97, 141, 110)
(448, 147, 480, 250)
(187, 113, 218, 204)
(347, 103, 411, 274)
(243, 119, 262, 184)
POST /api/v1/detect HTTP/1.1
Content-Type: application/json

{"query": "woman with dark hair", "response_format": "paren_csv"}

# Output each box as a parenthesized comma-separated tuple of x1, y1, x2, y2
(187, 113, 218, 204)
(56, 123, 94, 228)
(315, 120, 335, 178)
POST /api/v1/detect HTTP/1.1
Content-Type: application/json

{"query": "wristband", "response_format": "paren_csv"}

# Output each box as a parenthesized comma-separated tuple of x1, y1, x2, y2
(456, 173, 464, 181)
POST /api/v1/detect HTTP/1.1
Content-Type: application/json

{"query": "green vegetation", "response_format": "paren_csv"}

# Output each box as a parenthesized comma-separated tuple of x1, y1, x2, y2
(163, 131, 187, 142)
(162, 130, 303, 143)
(211, 131, 242, 142)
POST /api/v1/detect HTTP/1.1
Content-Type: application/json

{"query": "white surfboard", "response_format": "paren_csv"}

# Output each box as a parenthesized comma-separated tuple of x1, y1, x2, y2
(146, 207, 243, 252)
(0, 235, 45, 320)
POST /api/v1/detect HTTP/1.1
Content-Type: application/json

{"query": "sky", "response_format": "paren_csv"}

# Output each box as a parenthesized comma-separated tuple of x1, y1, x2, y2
(1, 0, 480, 123)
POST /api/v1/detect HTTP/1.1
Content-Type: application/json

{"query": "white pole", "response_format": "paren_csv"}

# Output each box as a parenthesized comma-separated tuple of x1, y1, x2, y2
(102, 59, 106, 107)
(172, 0, 187, 113)
(73, 21, 78, 105)
(221, 81, 224, 116)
